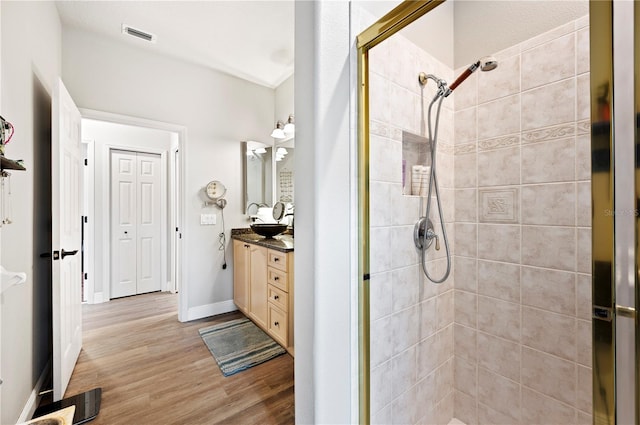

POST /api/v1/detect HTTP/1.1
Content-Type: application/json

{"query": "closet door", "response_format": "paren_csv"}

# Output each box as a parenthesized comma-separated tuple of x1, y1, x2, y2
(110, 150, 162, 298)
(136, 152, 162, 294)
(111, 150, 138, 298)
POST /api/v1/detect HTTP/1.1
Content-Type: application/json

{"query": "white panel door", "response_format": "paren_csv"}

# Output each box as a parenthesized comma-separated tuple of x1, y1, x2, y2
(110, 150, 137, 298)
(110, 151, 161, 298)
(136, 153, 161, 294)
(52, 79, 83, 401)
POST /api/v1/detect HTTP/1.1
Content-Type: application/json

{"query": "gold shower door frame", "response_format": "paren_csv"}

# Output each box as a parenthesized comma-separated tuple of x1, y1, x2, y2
(356, 1, 618, 424)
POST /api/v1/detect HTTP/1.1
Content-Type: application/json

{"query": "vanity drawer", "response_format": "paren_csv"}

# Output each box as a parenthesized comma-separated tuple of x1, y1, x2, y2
(268, 304, 287, 345)
(268, 285, 288, 312)
(268, 267, 288, 292)
(268, 250, 288, 272)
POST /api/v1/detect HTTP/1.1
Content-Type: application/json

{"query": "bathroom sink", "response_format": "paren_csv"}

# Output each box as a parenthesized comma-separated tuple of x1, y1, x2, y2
(250, 223, 288, 238)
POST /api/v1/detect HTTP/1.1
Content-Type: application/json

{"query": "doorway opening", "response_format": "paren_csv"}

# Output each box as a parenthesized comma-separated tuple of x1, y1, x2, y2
(80, 111, 185, 318)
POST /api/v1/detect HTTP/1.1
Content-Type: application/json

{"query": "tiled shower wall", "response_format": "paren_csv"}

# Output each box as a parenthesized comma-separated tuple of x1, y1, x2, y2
(451, 16, 593, 425)
(368, 33, 457, 424)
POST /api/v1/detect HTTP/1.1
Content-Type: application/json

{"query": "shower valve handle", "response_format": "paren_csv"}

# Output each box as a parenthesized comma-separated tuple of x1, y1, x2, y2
(434, 235, 440, 251)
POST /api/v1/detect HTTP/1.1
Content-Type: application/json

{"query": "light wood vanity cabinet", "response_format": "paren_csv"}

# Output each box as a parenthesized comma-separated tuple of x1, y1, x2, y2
(233, 239, 294, 355)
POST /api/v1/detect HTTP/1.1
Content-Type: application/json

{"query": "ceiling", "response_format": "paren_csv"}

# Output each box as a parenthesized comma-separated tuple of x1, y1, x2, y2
(55, 1, 295, 89)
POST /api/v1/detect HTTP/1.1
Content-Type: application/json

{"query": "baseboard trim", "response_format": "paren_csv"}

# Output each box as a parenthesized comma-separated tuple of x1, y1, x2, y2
(187, 300, 237, 321)
(93, 292, 104, 304)
(18, 361, 51, 422)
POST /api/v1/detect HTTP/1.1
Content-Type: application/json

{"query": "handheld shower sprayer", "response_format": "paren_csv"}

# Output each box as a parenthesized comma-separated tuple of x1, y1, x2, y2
(414, 56, 498, 284)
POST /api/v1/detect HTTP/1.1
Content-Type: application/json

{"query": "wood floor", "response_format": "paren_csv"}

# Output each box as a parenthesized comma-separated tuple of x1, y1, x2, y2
(64, 292, 295, 425)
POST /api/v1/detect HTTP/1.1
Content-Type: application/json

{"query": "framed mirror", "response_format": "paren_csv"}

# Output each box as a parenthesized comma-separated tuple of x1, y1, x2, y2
(242, 141, 273, 213)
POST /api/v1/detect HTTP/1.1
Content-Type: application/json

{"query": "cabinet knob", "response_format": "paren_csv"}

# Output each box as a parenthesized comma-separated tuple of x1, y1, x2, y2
(274, 295, 279, 300)
(244, 244, 250, 248)
(274, 276, 280, 281)
(274, 257, 280, 262)
(274, 321, 279, 327)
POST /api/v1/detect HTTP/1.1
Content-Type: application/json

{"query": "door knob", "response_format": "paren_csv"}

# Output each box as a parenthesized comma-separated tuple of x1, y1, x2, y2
(61, 249, 79, 259)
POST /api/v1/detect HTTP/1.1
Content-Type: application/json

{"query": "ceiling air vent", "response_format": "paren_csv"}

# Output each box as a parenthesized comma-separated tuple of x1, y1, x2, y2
(121, 24, 157, 43)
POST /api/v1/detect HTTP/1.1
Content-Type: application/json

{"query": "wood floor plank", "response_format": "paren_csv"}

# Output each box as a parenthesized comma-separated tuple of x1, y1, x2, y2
(64, 292, 295, 425)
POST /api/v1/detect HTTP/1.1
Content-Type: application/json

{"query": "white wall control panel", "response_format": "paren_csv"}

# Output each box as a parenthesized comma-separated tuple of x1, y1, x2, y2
(200, 213, 217, 225)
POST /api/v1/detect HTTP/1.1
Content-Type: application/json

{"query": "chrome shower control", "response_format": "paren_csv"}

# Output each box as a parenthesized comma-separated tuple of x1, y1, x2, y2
(413, 217, 436, 250)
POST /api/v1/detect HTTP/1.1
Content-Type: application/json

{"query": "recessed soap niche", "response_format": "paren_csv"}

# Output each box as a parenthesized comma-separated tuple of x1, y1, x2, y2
(401, 130, 431, 197)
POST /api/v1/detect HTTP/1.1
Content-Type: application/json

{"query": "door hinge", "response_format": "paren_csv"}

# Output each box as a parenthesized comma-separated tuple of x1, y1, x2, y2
(176, 227, 179, 232)
(84, 216, 88, 224)
(84, 272, 88, 280)
(84, 158, 88, 166)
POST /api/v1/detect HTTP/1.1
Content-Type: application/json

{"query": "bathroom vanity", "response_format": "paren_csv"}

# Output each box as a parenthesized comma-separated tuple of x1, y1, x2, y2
(231, 229, 294, 356)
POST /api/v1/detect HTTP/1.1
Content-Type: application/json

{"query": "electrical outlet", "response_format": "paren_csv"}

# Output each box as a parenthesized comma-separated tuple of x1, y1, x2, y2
(200, 214, 216, 225)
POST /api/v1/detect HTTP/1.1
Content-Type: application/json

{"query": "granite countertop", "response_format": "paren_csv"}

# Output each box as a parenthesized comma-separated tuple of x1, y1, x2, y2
(231, 228, 294, 252)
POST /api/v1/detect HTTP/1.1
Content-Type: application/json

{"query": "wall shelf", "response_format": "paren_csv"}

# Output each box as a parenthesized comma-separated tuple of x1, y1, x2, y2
(0, 156, 26, 171)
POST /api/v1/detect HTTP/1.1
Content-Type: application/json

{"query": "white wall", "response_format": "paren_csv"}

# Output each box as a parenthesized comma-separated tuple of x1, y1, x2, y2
(0, 2, 61, 423)
(275, 74, 294, 123)
(295, 1, 353, 423)
(61, 27, 275, 320)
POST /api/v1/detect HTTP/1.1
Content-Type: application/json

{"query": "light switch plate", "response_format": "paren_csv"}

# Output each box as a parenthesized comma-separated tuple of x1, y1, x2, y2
(200, 213, 216, 225)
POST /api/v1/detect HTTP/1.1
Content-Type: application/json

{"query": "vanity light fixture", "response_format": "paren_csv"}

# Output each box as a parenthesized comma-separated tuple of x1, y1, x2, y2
(255, 147, 267, 154)
(270, 121, 286, 139)
(283, 114, 295, 135)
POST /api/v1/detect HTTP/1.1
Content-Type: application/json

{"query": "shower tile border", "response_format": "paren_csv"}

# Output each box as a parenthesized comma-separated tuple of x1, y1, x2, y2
(477, 134, 520, 152)
(521, 122, 576, 144)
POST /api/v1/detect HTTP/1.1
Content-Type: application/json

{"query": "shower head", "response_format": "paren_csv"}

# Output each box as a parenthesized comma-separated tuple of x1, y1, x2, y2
(448, 56, 498, 93)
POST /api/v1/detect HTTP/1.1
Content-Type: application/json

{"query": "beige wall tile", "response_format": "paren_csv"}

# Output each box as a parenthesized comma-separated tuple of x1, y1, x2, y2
(454, 356, 477, 398)
(477, 260, 520, 303)
(454, 223, 477, 258)
(389, 83, 417, 134)
(370, 271, 393, 321)
(454, 324, 477, 362)
(577, 228, 591, 274)
(522, 266, 576, 315)
(577, 27, 590, 75)
(436, 389, 454, 425)
(416, 371, 437, 423)
(522, 79, 575, 130)
(577, 74, 590, 121)
(392, 183, 423, 226)
(522, 137, 576, 183)
(455, 188, 477, 223)
(371, 360, 393, 414)
(392, 266, 419, 313)
(577, 319, 592, 367)
(522, 226, 576, 271)
(453, 69, 477, 111)
(521, 183, 576, 226)
(371, 404, 392, 425)
(478, 94, 520, 140)
(521, 346, 576, 405)
(576, 273, 592, 320)
(477, 224, 521, 264)
(478, 402, 519, 425)
(522, 33, 575, 90)
(454, 390, 478, 425)
(520, 22, 574, 51)
(454, 290, 477, 328)
(437, 324, 455, 367)
(455, 153, 477, 188)
(391, 384, 419, 425)
(370, 227, 392, 274)
(477, 368, 521, 422)
(437, 290, 455, 330)
(419, 296, 438, 341)
(577, 181, 592, 227)
(477, 331, 520, 381)
(417, 334, 439, 381)
(391, 225, 419, 269)
(454, 256, 477, 293)
(391, 305, 419, 355)
(370, 181, 392, 227)
(577, 365, 592, 414)
(478, 54, 521, 104)
(436, 359, 454, 402)
(577, 411, 593, 425)
(522, 306, 576, 361)
(522, 387, 577, 425)
(575, 134, 591, 181)
(477, 295, 520, 342)
(478, 146, 520, 187)
(371, 315, 394, 367)
(370, 135, 402, 183)
(392, 346, 417, 398)
(454, 107, 477, 145)
(370, 72, 390, 124)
